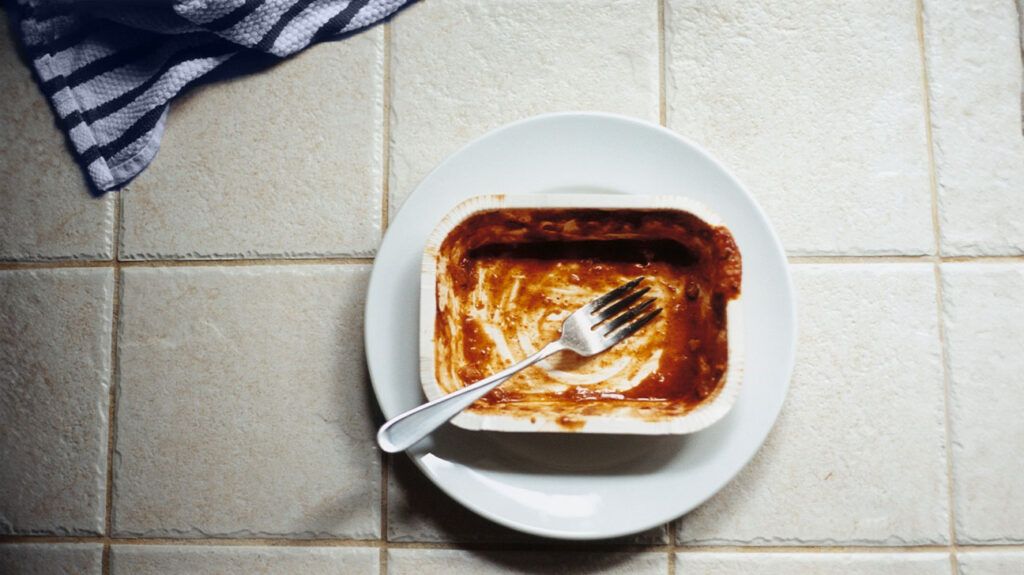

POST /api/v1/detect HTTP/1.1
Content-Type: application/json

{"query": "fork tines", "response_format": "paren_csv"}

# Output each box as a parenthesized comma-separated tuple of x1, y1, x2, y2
(588, 277, 662, 338)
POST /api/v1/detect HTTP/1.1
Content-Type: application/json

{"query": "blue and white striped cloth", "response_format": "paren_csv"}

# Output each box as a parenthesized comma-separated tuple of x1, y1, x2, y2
(10, 0, 408, 192)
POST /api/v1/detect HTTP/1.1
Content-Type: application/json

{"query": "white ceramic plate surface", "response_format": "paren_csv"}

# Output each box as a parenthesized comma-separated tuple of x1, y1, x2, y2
(365, 112, 797, 540)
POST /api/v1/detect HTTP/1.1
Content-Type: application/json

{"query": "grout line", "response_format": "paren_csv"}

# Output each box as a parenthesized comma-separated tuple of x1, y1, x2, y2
(0, 536, 987, 554)
(4, 255, 1024, 272)
(916, 0, 958, 572)
(667, 521, 677, 575)
(657, 0, 667, 127)
(380, 21, 392, 234)
(380, 453, 389, 575)
(31, 255, 1024, 270)
(938, 255, 1024, 263)
(916, 0, 943, 259)
(102, 544, 111, 574)
(106, 538, 384, 548)
(103, 266, 120, 541)
(934, 262, 960, 561)
(102, 191, 123, 575)
(957, 544, 1024, 552)
(672, 545, 956, 553)
(0, 535, 669, 552)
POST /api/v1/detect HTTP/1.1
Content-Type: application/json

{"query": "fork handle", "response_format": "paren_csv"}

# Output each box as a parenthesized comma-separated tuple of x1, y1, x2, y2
(376, 341, 567, 453)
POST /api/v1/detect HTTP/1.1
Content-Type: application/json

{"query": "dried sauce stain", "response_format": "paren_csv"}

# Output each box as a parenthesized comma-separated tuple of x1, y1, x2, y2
(557, 415, 586, 431)
(456, 317, 491, 383)
(435, 208, 742, 420)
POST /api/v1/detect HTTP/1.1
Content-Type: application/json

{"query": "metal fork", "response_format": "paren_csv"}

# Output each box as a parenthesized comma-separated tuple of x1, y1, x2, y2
(376, 277, 662, 453)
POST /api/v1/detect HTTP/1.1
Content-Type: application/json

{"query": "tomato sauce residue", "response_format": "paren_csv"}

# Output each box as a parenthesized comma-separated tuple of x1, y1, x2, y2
(432, 208, 742, 425)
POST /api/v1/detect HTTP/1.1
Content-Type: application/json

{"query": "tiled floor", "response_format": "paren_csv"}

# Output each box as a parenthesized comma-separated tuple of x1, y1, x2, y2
(1, 1, 1022, 574)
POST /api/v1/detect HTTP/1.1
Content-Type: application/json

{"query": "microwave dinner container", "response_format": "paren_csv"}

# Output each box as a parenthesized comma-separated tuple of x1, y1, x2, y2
(419, 194, 744, 434)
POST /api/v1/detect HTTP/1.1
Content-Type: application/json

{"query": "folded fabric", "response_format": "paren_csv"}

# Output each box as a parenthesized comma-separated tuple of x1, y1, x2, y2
(9, 0, 408, 193)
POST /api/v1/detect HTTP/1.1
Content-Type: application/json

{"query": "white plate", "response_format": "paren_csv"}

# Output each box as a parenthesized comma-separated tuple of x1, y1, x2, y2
(365, 112, 797, 540)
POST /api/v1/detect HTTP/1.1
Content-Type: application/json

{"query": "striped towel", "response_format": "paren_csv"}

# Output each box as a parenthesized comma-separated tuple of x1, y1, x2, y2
(10, 0, 408, 193)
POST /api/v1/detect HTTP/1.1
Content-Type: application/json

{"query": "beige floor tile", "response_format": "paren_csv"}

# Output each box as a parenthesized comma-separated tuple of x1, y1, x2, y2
(666, 0, 933, 255)
(942, 264, 1024, 543)
(924, 0, 1024, 255)
(676, 552, 951, 574)
(110, 544, 378, 574)
(0, 269, 113, 535)
(958, 551, 1024, 575)
(121, 31, 384, 259)
(113, 265, 380, 538)
(0, 543, 103, 575)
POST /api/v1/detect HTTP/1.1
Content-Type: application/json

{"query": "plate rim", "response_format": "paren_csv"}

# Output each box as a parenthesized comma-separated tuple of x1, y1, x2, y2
(365, 110, 797, 540)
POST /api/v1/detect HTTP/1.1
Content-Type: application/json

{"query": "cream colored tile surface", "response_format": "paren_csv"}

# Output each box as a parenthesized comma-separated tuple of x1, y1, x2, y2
(958, 552, 1024, 575)
(0, 269, 113, 535)
(2, 0, 1022, 566)
(113, 266, 379, 538)
(110, 545, 378, 574)
(924, 0, 1024, 255)
(386, 549, 666, 574)
(121, 31, 384, 259)
(942, 264, 1024, 543)
(387, 455, 667, 544)
(676, 552, 951, 574)
(665, 1, 933, 255)
(0, 543, 103, 575)
(677, 265, 948, 544)
(389, 0, 659, 214)
(0, 14, 114, 261)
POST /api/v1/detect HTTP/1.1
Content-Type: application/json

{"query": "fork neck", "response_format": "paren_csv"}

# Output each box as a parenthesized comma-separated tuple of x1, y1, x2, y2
(531, 340, 568, 363)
